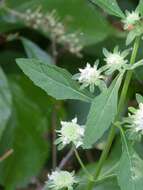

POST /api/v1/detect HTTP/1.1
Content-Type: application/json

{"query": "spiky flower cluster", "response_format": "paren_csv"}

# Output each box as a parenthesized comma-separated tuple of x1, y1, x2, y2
(103, 46, 129, 74)
(73, 61, 105, 93)
(73, 47, 129, 93)
(124, 103, 143, 141)
(122, 10, 140, 30)
(132, 103, 143, 132)
(55, 117, 84, 149)
(6, 7, 82, 56)
(45, 170, 77, 190)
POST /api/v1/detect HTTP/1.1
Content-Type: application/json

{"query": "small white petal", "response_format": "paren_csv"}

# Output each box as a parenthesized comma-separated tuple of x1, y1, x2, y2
(122, 11, 140, 30)
(75, 62, 104, 92)
(72, 117, 77, 124)
(56, 117, 85, 149)
(46, 170, 77, 190)
(104, 47, 128, 73)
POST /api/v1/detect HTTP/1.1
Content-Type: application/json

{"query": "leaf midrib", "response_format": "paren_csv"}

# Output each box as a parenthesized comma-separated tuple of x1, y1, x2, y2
(86, 75, 121, 142)
(94, 0, 124, 18)
(19, 62, 92, 102)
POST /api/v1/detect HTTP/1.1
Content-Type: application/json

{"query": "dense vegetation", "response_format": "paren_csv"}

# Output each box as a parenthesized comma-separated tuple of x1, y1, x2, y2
(1, 0, 143, 190)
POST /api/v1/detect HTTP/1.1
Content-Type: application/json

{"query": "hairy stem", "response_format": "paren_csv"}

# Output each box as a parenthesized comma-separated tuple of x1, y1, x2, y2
(87, 36, 140, 190)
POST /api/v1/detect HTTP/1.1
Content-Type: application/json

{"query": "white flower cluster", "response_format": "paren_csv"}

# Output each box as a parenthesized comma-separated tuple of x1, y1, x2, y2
(55, 117, 84, 149)
(6, 7, 82, 56)
(122, 10, 140, 30)
(44, 117, 82, 189)
(132, 103, 143, 132)
(73, 61, 104, 93)
(45, 170, 77, 190)
(124, 103, 143, 141)
(73, 47, 129, 93)
(103, 46, 129, 74)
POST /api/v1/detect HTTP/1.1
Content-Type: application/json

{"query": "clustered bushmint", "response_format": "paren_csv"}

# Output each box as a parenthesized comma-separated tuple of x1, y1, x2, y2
(44, 118, 84, 189)
(73, 46, 129, 93)
(55, 117, 85, 149)
(124, 102, 143, 141)
(122, 10, 140, 30)
(103, 46, 129, 74)
(45, 170, 77, 190)
(43, 7, 143, 190)
(73, 61, 105, 93)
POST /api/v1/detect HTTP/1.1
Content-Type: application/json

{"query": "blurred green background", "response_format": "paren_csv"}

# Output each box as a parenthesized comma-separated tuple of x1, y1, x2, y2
(0, 0, 143, 189)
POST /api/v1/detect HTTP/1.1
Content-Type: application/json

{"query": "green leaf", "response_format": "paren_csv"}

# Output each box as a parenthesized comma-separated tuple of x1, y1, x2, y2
(84, 74, 123, 148)
(77, 159, 120, 190)
(0, 67, 12, 139)
(89, 0, 125, 18)
(136, 0, 143, 16)
(0, 80, 49, 189)
(126, 30, 137, 46)
(77, 175, 119, 190)
(16, 58, 93, 102)
(117, 129, 143, 190)
(20, 37, 54, 64)
(136, 93, 143, 104)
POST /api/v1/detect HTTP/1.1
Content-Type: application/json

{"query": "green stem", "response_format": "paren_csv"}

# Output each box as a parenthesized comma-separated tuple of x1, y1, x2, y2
(117, 36, 140, 115)
(74, 148, 94, 181)
(87, 37, 140, 190)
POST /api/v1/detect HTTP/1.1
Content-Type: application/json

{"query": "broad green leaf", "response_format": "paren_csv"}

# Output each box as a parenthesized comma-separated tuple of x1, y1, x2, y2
(16, 58, 93, 102)
(84, 74, 123, 148)
(0, 67, 12, 139)
(117, 130, 143, 190)
(0, 80, 49, 189)
(89, 0, 125, 18)
(137, 0, 143, 16)
(3, 0, 115, 46)
(21, 37, 54, 64)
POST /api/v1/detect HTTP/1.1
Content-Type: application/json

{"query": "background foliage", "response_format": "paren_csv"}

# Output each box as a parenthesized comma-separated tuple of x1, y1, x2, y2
(0, 0, 143, 189)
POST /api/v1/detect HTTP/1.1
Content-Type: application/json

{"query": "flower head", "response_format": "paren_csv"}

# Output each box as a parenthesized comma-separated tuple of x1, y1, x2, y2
(73, 61, 105, 93)
(103, 46, 129, 74)
(124, 103, 143, 141)
(132, 103, 143, 132)
(45, 170, 77, 190)
(122, 10, 140, 30)
(55, 117, 84, 149)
